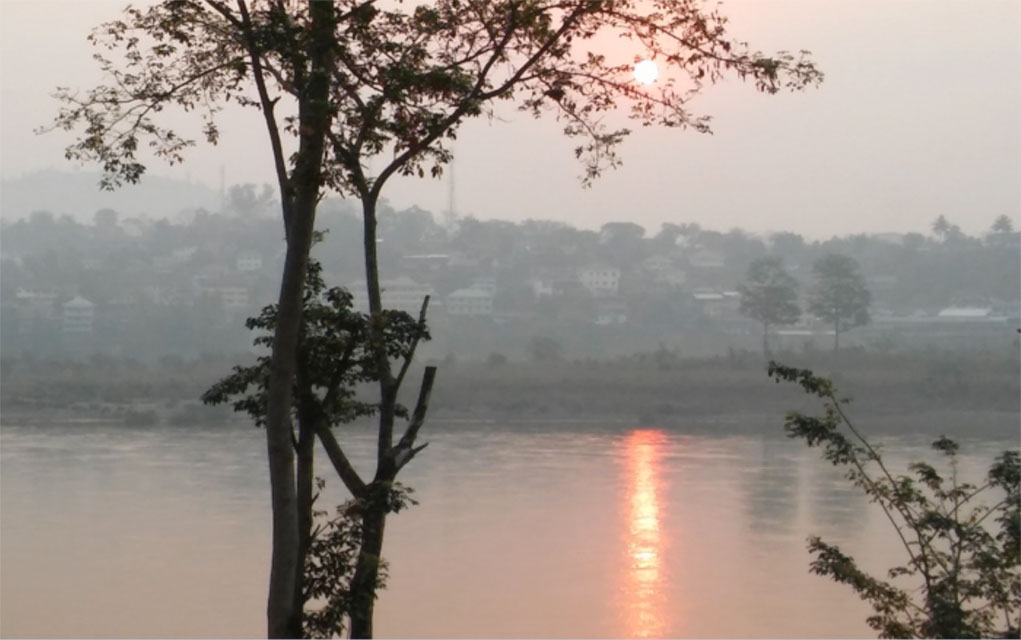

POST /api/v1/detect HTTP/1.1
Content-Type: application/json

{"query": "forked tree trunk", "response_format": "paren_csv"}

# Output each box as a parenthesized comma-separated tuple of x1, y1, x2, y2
(262, 1, 336, 636)
(344, 188, 439, 638)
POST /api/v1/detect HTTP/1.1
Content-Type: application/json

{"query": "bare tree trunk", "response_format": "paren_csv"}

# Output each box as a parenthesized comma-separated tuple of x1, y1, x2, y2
(348, 191, 392, 640)
(345, 369, 436, 639)
(293, 419, 316, 636)
(348, 499, 388, 639)
(263, 2, 335, 636)
(264, 236, 309, 639)
(345, 138, 439, 636)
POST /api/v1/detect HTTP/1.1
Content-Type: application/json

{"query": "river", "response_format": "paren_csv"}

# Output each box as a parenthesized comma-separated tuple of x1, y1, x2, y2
(0, 421, 1012, 638)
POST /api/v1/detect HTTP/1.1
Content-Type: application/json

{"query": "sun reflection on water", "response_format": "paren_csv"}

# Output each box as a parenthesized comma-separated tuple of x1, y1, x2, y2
(621, 429, 669, 638)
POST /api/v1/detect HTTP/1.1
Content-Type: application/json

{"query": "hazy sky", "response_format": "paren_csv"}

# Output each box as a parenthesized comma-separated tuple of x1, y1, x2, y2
(1, 0, 1018, 237)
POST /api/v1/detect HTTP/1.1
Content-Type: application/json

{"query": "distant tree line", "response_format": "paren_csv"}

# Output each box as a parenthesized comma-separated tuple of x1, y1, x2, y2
(2, 202, 1017, 362)
(738, 253, 871, 354)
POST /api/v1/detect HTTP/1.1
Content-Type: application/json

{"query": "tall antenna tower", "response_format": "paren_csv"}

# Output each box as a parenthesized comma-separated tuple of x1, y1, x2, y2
(219, 164, 226, 213)
(444, 157, 457, 228)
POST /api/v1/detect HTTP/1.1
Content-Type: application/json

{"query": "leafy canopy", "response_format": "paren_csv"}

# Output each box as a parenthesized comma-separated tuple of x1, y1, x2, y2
(808, 253, 870, 330)
(49, 0, 823, 194)
(737, 256, 800, 328)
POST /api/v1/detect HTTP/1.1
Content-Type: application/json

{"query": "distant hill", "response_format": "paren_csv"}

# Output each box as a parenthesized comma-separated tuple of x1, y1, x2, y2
(0, 169, 221, 221)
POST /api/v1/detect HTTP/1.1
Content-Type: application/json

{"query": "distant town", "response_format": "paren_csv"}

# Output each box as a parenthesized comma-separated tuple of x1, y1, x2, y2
(2, 182, 1018, 363)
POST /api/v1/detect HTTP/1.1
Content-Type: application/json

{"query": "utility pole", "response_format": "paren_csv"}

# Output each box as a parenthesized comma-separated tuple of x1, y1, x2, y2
(219, 164, 226, 213)
(444, 156, 457, 229)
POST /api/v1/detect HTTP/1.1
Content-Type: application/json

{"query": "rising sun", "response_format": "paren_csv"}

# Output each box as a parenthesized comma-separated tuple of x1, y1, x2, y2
(633, 59, 659, 85)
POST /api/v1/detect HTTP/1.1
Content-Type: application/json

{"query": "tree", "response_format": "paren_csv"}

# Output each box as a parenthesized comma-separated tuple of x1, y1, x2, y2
(737, 256, 800, 355)
(51, 1, 821, 635)
(600, 221, 647, 267)
(932, 215, 952, 241)
(202, 256, 429, 638)
(987, 215, 1019, 250)
(808, 254, 870, 352)
(93, 208, 119, 228)
(991, 215, 1015, 234)
(769, 231, 806, 258)
(226, 183, 277, 218)
(769, 363, 1020, 639)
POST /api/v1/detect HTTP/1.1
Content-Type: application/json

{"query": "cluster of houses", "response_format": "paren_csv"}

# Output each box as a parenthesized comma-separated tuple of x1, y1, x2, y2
(3, 210, 1017, 358)
(13, 289, 96, 335)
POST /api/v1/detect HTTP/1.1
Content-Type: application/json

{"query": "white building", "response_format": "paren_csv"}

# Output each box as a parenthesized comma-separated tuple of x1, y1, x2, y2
(936, 307, 993, 319)
(62, 296, 95, 334)
(236, 251, 263, 273)
(641, 254, 674, 273)
(577, 266, 620, 296)
(688, 250, 726, 269)
(470, 276, 497, 295)
(654, 267, 687, 288)
(447, 288, 494, 316)
(531, 277, 555, 298)
(217, 286, 250, 312)
(15, 288, 57, 320)
(348, 277, 434, 314)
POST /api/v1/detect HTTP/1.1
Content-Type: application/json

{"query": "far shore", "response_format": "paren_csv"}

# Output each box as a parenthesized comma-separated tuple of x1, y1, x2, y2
(2, 349, 1018, 439)
(2, 406, 1017, 440)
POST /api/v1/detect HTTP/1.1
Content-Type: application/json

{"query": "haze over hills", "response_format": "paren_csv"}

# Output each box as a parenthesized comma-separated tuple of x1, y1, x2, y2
(0, 169, 222, 222)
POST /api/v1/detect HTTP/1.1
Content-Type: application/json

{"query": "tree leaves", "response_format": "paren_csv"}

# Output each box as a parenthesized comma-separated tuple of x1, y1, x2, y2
(808, 254, 871, 332)
(738, 256, 800, 353)
(771, 363, 1021, 638)
(201, 256, 430, 431)
(49, 0, 822, 194)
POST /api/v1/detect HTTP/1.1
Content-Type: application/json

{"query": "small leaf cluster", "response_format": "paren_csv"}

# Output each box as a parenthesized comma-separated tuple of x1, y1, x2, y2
(301, 478, 416, 639)
(201, 257, 429, 429)
(769, 362, 1020, 638)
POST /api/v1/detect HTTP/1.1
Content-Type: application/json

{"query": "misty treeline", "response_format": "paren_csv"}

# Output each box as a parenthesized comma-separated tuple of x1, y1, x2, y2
(3, 199, 1018, 434)
(2, 194, 1018, 362)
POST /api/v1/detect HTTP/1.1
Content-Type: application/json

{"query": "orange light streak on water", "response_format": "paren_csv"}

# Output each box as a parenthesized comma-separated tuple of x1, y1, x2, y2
(621, 429, 669, 638)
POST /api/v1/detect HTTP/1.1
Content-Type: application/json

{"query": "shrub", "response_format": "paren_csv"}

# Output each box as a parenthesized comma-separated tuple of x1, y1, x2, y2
(769, 361, 1019, 638)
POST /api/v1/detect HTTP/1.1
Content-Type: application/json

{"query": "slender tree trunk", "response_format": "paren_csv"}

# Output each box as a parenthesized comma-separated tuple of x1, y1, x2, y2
(264, 235, 310, 639)
(361, 195, 384, 322)
(348, 499, 388, 639)
(293, 419, 316, 636)
(263, 2, 335, 636)
(350, 188, 391, 640)
(349, 149, 436, 638)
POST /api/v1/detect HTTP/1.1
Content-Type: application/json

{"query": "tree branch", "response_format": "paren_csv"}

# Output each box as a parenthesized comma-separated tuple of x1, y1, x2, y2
(232, 0, 295, 235)
(314, 419, 367, 498)
(394, 295, 430, 391)
(368, 1, 591, 202)
(395, 365, 437, 459)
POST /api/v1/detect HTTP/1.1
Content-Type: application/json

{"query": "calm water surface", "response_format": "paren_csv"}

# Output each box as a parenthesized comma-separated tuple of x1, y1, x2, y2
(0, 421, 1011, 638)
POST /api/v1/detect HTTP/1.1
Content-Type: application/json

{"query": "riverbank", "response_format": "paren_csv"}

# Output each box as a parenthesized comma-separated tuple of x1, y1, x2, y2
(2, 349, 1017, 437)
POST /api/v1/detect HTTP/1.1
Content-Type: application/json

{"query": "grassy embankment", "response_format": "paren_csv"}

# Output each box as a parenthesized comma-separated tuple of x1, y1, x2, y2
(1, 349, 1017, 437)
